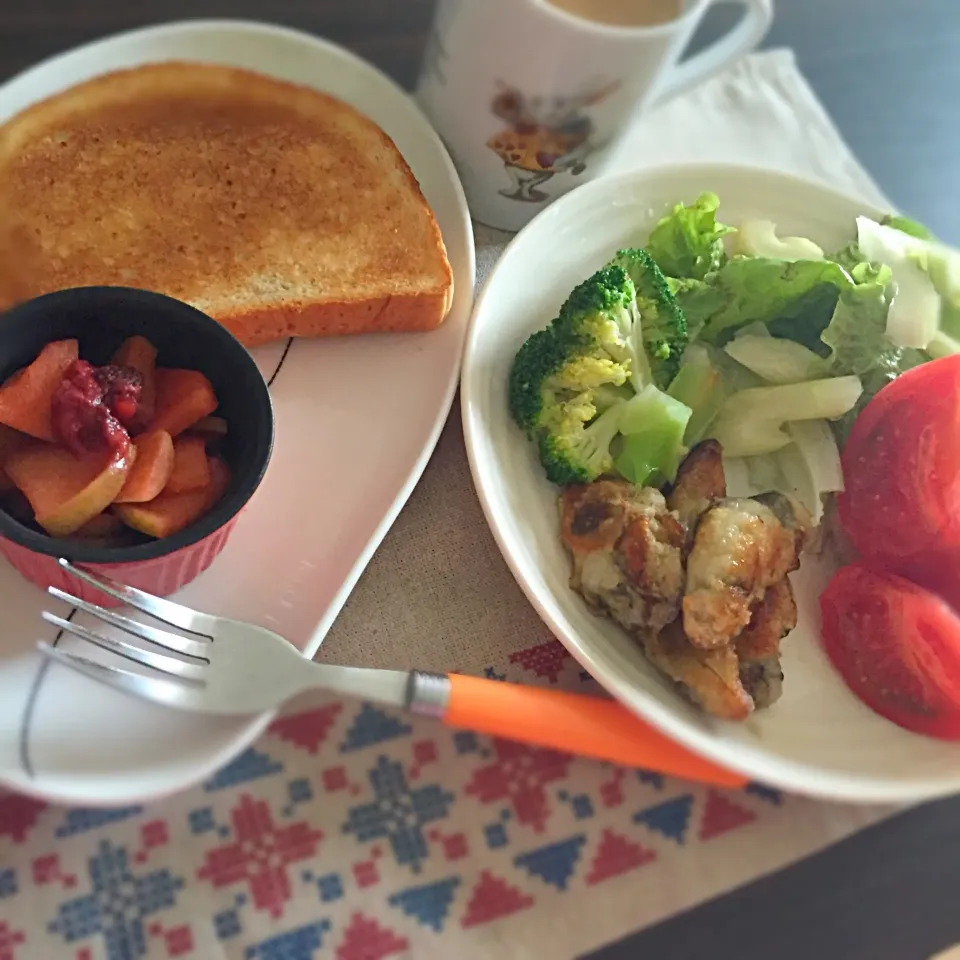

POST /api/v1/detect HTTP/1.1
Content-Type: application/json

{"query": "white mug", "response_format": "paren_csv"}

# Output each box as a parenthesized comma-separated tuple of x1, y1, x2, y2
(416, 0, 773, 231)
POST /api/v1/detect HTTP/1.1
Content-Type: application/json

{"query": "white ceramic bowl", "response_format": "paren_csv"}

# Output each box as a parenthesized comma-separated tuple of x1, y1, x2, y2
(462, 162, 960, 804)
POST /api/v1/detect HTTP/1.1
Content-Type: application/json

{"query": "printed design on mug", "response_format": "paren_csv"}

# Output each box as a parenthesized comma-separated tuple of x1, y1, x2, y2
(486, 78, 619, 203)
(421, 0, 463, 88)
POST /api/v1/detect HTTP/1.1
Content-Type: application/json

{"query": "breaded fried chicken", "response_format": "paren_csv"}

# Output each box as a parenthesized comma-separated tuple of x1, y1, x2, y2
(560, 441, 811, 720)
(682, 493, 809, 650)
(736, 578, 799, 709)
(560, 480, 685, 635)
(643, 620, 754, 721)
(666, 439, 726, 533)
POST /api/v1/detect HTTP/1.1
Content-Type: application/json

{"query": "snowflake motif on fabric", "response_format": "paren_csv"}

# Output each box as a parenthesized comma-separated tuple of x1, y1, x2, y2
(464, 739, 571, 832)
(47, 840, 184, 960)
(196, 794, 323, 918)
(342, 756, 454, 873)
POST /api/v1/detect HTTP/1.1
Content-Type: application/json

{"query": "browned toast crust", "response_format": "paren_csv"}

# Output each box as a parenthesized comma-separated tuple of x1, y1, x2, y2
(0, 62, 454, 345)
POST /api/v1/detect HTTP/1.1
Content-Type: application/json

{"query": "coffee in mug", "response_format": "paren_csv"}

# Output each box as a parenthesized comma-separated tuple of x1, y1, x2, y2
(545, 0, 682, 27)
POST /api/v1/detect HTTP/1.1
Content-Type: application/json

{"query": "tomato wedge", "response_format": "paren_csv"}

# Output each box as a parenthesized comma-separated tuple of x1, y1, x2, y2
(838, 354, 960, 605)
(820, 563, 960, 740)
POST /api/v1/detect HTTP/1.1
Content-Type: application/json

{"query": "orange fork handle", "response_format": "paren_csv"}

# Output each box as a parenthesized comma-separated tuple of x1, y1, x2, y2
(444, 674, 747, 789)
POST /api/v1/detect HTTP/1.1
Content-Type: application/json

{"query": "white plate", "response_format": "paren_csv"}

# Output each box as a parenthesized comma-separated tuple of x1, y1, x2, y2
(462, 163, 960, 804)
(0, 20, 475, 805)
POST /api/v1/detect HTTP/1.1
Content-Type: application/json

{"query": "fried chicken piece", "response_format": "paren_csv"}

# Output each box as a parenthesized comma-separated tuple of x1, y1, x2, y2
(560, 480, 685, 635)
(736, 578, 798, 709)
(643, 620, 754, 721)
(682, 493, 809, 650)
(666, 439, 726, 531)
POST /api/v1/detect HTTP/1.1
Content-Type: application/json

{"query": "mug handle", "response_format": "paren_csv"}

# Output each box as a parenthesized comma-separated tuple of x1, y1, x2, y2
(650, 0, 774, 107)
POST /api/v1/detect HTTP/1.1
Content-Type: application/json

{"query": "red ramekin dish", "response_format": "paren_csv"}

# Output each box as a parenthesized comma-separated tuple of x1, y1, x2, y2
(0, 287, 274, 606)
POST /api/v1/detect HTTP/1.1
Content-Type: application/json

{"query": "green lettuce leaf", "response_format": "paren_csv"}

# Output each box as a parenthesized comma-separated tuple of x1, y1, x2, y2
(881, 214, 936, 241)
(819, 282, 928, 441)
(666, 277, 725, 340)
(687, 258, 855, 347)
(646, 192, 735, 281)
(829, 241, 892, 286)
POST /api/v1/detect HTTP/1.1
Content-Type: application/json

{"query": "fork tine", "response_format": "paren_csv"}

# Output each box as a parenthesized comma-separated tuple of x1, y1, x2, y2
(42, 612, 207, 682)
(48, 587, 211, 660)
(38, 641, 201, 710)
(57, 558, 216, 637)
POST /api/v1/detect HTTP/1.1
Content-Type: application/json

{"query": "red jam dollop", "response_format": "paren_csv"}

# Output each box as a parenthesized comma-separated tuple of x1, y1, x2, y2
(51, 360, 142, 457)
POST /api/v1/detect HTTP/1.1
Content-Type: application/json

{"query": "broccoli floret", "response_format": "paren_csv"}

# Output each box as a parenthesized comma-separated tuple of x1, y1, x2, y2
(509, 264, 637, 437)
(539, 404, 622, 486)
(508, 255, 690, 486)
(611, 248, 688, 387)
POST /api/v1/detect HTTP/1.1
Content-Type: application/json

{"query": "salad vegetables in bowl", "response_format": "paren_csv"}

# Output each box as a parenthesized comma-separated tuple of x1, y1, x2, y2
(461, 163, 960, 802)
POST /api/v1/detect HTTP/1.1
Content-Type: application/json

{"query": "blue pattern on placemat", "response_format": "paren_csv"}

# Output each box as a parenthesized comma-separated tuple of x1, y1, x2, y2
(637, 770, 665, 790)
(453, 731, 479, 754)
(188, 807, 216, 835)
(316, 873, 344, 903)
(214, 908, 242, 940)
(388, 877, 460, 932)
(339, 704, 412, 752)
(342, 757, 454, 872)
(635, 796, 694, 845)
(746, 783, 784, 805)
(515, 836, 586, 891)
(47, 840, 183, 960)
(243, 920, 331, 959)
(0, 868, 16, 898)
(203, 748, 283, 791)
(55, 807, 143, 838)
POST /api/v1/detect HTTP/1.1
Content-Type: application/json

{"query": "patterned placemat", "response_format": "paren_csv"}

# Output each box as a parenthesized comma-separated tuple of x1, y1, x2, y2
(0, 49, 902, 960)
(0, 667, 892, 960)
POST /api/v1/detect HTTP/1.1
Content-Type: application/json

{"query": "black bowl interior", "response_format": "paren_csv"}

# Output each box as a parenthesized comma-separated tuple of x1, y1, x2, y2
(0, 286, 274, 563)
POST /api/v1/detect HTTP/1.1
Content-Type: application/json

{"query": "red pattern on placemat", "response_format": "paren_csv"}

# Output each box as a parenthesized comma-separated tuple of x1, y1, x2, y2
(464, 740, 570, 832)
(0, 922, 24, 960)
(699, 791, 757, 840)
(196, 794, 323, 918)
(141, 820, 169, 848)
(32, 854, 60, 886)
(269, 704, 343, 754)
(163, 925, 193, 958)
(353, 860, 380, 889)
(0, 795, 45, 844)
(586, 829, 656, 885)
(335, 912, 409, 960)
(599, 769, 627, 809)
(508, 641, 571, 684)
(461, 871, 535, 928)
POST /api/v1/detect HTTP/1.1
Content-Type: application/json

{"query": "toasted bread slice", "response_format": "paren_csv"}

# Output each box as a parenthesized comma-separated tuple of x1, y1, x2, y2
(0, 62, 454, 345)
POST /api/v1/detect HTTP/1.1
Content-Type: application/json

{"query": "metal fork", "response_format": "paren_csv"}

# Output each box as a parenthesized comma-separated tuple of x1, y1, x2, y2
(37, 558, 745, 787)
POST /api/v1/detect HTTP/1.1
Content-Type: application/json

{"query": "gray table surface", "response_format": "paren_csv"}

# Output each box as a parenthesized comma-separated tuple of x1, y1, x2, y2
(1, 2, 959, 958)
(746, 0, 959, 242)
